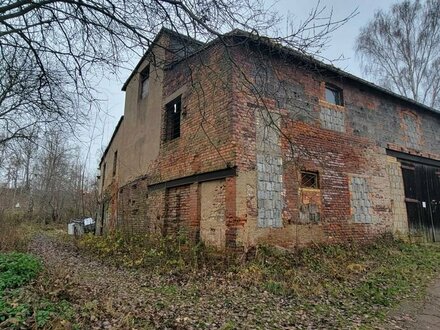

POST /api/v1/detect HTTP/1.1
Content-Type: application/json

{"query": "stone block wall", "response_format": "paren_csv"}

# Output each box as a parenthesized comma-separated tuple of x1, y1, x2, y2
(256, 110, 283, 228)
(349, 176, 373, 224)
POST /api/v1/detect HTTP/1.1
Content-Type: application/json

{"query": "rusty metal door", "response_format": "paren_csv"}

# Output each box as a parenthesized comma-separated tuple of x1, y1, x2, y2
(401, 161, 440, 241)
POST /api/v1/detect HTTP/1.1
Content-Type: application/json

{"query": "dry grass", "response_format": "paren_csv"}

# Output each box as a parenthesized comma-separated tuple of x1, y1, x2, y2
(0, 212, 32, 252)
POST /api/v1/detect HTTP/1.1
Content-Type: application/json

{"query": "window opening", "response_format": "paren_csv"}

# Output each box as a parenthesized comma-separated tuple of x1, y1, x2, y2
(102, 163, 106, 188)
(325, 84, 343, 106)
(140, 66, 149, 99)
(301, 171, 319, 189)
(112, 151, 117, 176)
(165, 96, 182, 140)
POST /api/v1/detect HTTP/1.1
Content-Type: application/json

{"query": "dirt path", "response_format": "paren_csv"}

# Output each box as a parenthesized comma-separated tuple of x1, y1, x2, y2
(387, 278, 440, 330)
(28, 233, 440, 329)
(28, 233, 299, 329)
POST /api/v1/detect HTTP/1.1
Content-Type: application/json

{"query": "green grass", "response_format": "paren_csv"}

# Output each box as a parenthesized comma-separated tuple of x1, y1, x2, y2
(0, 252, 77, 329)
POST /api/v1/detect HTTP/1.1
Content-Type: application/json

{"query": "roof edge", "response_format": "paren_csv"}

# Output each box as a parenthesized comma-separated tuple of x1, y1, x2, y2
(99, 116, 124, 167)
(227, 29, 440, 116)
(121, 27, 205, 92)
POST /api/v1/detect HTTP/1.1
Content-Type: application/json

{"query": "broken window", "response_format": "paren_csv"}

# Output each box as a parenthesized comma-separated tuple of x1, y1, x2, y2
(140, 66, 149, 99)
(325, 83, 343, 106)
(112, 151, 117, 177)
(301, 171, 319, 189)
(165, 96, 182, 141)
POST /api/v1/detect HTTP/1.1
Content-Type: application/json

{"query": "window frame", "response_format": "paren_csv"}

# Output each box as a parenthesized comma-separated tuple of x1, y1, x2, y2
(300, 170, 320, 189)
(324, 83, 344, 106)
(164, 96, 182, 141)
(140, 66, 150, 100)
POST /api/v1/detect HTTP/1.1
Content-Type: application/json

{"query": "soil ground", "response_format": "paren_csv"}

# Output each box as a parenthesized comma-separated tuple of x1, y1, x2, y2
(28, 233, 440, 329)
(388, 278, 440, 330)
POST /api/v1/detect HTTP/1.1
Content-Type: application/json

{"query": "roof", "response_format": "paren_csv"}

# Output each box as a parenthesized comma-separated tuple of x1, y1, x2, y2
(121, 27, 204, 91)
(152, 28, 440, 117)
(228, 29, 440, 116)
(99, 116, 124, 167)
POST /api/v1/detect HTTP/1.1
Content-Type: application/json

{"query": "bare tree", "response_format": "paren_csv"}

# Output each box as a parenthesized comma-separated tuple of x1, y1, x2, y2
(0, 46, 82, 145)
(1, 0, 358, 146)
(0, 0, 276, 145)
(356, 0, 440, 109)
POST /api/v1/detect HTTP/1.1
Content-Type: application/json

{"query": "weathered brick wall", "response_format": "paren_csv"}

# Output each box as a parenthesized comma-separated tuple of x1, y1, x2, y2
(101, 35, 440, 249)
(103, 39, 237, 236)
(164, 184, 192, 237)
(230, 44, 440, 249)
(147, 44, 236, 183)
(117, 177, 149, 235)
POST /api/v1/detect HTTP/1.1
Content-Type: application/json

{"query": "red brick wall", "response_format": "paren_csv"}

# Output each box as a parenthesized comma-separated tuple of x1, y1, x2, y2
(103, 37, 440, 249)
(148, 44, 236, 183)
(228, 43, 435, 248)
(106, 41, 238, 237)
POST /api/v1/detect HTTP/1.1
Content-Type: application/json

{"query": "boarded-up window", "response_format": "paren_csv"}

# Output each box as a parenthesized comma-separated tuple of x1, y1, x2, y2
(320, 107, 345, 132)
(350, 177, 372, 223)
(402, 112, 420, 148)
(165, 185, 191, 237)
(256, 111, 283, 228)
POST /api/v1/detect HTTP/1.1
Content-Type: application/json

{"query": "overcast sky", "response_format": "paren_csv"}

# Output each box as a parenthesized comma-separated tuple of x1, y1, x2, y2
(83, 0, 398, 173)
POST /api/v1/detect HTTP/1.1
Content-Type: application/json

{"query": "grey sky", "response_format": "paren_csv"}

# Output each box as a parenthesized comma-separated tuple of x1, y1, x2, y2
(85, 0, 397, 173)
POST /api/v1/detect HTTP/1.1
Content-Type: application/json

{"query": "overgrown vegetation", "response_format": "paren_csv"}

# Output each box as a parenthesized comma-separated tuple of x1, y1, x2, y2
(78, 233, 440, 328)
(3, 223, 440, 328)
(0, 252, 79, 329)
(0, 219, 80, 329)
(78, 232, 231, 273)
(0, 213, 32, 252)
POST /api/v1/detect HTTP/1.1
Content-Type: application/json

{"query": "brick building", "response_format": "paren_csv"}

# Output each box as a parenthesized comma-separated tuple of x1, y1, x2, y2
(97, 28, 440, 249)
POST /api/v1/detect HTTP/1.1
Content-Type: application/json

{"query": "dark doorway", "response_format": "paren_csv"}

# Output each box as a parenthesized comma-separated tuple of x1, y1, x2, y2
(401, 161, 440, 241)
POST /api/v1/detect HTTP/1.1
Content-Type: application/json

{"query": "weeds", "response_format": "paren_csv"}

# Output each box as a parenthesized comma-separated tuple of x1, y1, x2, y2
(0, 213, 33, 252)
(78, 231, 230, 274)
(4, 228, 440, 329)
(0, 253, 42, 290)
(0, 252, 78, 329)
